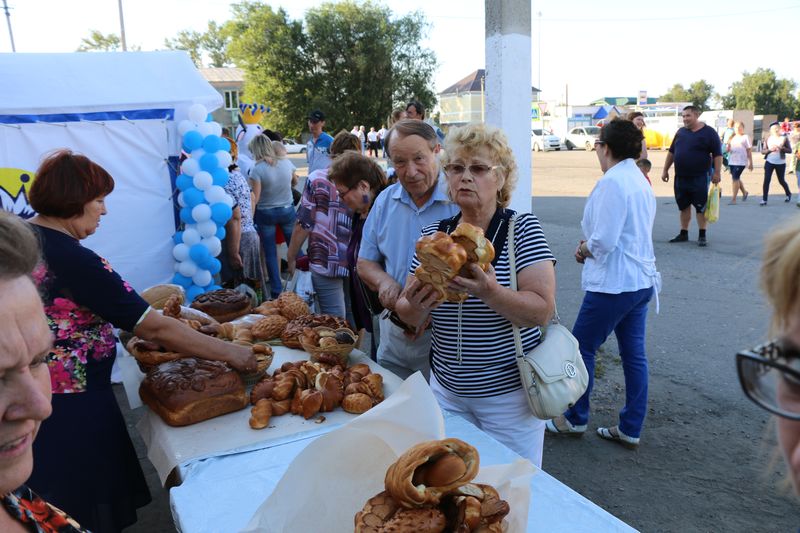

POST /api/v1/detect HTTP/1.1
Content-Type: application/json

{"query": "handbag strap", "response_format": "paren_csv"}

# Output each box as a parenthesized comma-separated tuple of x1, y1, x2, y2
(508, 214, 560, 361)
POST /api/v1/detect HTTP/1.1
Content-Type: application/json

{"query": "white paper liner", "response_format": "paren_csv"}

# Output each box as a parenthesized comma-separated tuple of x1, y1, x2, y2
(241, 372, 533, 532)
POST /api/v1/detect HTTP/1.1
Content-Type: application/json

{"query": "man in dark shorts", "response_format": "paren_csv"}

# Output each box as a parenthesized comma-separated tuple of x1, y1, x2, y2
(661, 105, 722, 247)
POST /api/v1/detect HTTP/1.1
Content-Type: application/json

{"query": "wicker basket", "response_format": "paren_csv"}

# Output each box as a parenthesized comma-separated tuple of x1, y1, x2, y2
(300, 327, 358, 366)
(240, 347, 274, 388)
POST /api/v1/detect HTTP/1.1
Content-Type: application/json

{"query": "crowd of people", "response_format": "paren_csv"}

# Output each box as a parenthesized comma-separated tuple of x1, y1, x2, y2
(2, 101, 800, 532)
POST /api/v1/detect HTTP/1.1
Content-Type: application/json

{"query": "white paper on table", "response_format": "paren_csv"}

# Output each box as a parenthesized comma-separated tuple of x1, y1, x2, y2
(241, 372, 533, 533)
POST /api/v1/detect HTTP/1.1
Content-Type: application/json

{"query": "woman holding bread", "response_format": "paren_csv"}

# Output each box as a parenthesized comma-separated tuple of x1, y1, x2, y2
(395, 123, 556, 466)
(25, 150, 256, 532)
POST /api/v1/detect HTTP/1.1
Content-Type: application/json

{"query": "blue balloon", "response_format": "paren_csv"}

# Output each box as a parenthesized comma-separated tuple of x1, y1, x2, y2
(219, 137, 231, 153)
(206, 257, 222, 275)
(183, 187, 205, 208)
(211, 167, 229, 187)
(206, 284, 222, 292)
(183, 130, 203, 152)
(198, 255, 215, 270)
(215, 226, 226, 240)
(200, 152, 219, 172)
(202, 135, 221, 153)
(176, 174, 193, 192)
(172, 231, 184, 245)
(179, 206, 194, 224)
(189, 243, 210, 263)
(186, 284, 205, 303)
(210, 203, 233, 225)
(206, 113, 213, 122)
(172, 273, 192, 288)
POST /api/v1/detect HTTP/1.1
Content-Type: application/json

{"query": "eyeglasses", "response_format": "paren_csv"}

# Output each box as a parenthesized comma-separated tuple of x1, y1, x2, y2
(736, 339, 800, 420)
(443, 164, 499, 178)
(594, 140, 606, 146)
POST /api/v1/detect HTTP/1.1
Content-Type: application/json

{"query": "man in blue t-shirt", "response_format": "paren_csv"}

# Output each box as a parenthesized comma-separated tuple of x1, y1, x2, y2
(661, 105, 722, 247)
(306, 110, 334, 174)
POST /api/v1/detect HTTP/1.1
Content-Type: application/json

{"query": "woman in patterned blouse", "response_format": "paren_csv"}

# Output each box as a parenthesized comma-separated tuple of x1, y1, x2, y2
(25, 150, 256, 532)
(0, 211, 87, 533)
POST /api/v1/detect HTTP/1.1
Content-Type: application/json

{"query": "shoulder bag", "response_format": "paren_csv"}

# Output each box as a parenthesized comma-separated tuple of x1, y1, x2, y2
(508, 215, 589, 420)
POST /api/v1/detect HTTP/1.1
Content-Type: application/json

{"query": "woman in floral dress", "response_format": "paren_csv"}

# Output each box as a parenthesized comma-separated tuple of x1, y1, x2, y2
(25, 150, 256, 532)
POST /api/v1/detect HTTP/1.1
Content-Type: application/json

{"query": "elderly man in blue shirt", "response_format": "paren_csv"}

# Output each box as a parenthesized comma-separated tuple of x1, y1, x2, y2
(357, 120, 458, 379)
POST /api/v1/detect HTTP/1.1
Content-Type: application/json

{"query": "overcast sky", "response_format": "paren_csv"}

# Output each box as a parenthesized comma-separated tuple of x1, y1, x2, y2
(2, 0, 798, 105)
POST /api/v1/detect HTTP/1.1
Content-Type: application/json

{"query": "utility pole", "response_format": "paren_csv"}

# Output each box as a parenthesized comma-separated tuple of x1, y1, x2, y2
(537, 11, 542, 91)
(2, 0, 15, 52)
(117, 0, 127, 51)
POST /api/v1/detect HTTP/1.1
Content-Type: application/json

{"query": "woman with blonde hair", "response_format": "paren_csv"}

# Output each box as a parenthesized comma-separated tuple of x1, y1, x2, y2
(249, 134, 297, 298)
(395, 122, 556, 466)
(725, 121, 751, 204)
(738, 216, 800, 493)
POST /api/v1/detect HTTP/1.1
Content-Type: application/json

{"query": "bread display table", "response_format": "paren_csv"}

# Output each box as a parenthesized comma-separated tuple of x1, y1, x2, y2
(123, 345, 403, 484)
(169, 411, 637, 532)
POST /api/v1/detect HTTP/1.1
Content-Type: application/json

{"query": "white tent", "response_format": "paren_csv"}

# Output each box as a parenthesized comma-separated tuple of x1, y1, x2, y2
(0, 51, 222, 291)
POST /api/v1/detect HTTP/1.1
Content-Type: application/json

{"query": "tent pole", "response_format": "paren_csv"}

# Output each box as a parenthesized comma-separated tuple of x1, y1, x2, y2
(117, 0, 127, 52)
(2, 0, 15, 52)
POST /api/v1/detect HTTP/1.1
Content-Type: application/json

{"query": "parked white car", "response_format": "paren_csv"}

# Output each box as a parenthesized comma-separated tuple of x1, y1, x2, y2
(282, 139, 307, 154)
(531, 129, 562, 152)
(564, 126, 602, 151)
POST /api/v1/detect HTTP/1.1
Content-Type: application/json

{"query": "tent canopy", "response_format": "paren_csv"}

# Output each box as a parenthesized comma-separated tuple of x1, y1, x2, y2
(0, 51, 221, 116)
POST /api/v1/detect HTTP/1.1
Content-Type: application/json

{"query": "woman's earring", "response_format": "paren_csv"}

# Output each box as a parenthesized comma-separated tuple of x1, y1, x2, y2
(362, 194, 370, 204)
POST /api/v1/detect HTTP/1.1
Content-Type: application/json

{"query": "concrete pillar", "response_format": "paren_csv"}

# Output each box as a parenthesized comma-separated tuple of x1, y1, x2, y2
(485, 0, 532, 214)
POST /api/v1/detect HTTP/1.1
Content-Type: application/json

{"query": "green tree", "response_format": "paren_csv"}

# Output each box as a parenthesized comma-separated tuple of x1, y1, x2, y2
(723, 68, 798, 118)
(77, 30, 121, 52)
(225, 0, 437, 138)
(659, 80, 714, 111)
(165, 22, 230, 68)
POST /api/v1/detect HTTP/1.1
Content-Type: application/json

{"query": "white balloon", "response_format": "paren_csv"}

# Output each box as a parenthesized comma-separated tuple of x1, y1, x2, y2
(178, 119, 196, 136)
(201, 236, 222, 257)
(191, 148, 206, 160)
(188, 103, 208, 124)
(192, 269, 212, 287)
(193, 171, 213, 191)
(221, 193, 234, 208)
(172, 243, 190, 262)
(204, 185, 228, 205)
(198, 122, 215, 138)
(216, 151, 233, 169)
(197, 219, 218, 238)
(181, 158, 200, 177)
(192, 204, 212, 222)
(178, 259, 198, 277)
(182, 227, 201, 246)
(177, 192, 186, 208)
(209, 122, 222, 137)
(174, 261, 181, 272)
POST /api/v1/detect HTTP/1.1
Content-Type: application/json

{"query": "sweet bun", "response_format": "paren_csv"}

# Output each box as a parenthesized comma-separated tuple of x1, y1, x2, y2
(190, 289, 251, 323)
(450, 222, 495, 275)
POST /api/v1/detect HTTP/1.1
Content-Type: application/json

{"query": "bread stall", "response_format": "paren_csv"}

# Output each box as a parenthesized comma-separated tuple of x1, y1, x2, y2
(123, 287, 636, 531)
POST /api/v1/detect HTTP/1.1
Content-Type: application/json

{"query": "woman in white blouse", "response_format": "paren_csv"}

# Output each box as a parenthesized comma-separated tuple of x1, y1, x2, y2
(546, 118, 659, 450)
(760, 123, 793, 206)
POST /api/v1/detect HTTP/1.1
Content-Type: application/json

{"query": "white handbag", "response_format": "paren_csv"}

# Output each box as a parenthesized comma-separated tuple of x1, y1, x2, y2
(508, 215, 589, 420)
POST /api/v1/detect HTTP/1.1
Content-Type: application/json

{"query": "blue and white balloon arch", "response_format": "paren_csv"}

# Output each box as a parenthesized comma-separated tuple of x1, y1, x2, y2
(171, 103, 235, 302)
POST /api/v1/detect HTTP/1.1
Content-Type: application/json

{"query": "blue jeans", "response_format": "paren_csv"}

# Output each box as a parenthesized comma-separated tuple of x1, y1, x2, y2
(564, 287, 653, 438)
(254, 206, 296, 298)
(311, 272, 353, 326)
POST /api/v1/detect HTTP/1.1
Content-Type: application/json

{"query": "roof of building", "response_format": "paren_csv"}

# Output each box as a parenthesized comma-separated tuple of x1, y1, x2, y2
(199, 67, 245, 83)
(439, 69, 540, 95)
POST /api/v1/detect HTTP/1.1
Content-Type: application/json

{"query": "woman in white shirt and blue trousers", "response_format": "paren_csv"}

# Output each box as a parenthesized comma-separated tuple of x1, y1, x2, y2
(546, 118, 660, 449)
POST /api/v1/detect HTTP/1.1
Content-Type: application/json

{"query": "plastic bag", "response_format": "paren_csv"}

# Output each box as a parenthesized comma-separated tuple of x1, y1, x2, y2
(705, 183, 720, 223)
(285, 270, 317, 313)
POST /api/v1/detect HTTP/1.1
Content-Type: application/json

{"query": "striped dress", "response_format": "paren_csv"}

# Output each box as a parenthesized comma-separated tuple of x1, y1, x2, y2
(410, 210, 555, 398)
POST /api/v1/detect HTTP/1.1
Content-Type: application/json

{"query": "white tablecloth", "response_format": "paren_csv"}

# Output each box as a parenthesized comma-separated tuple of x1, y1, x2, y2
(129, 346, 403, 484)
(169, 412, 637, 533)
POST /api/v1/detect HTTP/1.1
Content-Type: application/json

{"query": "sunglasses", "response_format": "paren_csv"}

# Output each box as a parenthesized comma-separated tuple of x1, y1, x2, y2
(443, 164, 499, 178)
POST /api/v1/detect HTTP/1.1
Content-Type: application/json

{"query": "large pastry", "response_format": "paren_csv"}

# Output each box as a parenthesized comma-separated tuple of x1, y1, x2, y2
(415, 223, 494, 303)
(384, 438, 480, 508)
(139, 358, 248, 426)
(126, 337, 185, 370)
(190, 289, 251, 323)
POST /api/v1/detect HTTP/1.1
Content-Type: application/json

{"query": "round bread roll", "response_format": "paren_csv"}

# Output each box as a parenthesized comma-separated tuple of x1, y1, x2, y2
(141, 284, 185, 309)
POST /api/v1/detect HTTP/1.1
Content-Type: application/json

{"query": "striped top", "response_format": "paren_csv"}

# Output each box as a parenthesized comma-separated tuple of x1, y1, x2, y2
(410, 210, 555, 398)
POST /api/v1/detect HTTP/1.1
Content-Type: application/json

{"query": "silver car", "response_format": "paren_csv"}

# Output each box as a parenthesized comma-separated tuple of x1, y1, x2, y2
(282, 139, 307, 154)
(564, 126, 601, 151)
(531, 129, 562, 152)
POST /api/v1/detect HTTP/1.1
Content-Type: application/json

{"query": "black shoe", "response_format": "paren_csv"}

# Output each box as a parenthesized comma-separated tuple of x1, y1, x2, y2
(698, 236, 707, 247)
(669, 233, 689, 243)
(786, 195, 792, 203)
